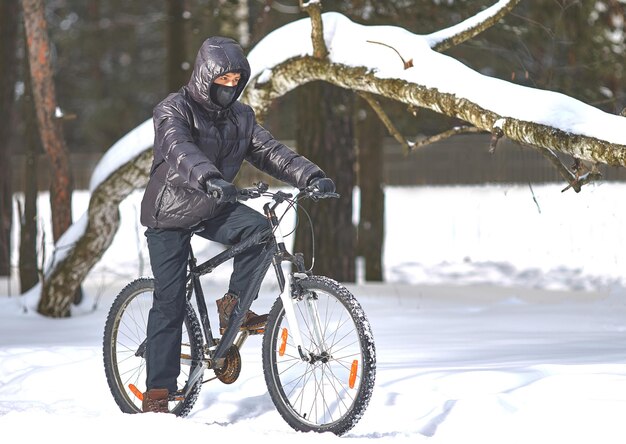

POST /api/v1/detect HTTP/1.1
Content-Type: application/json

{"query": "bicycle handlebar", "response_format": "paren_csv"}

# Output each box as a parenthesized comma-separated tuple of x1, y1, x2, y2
(210, 182, 340, 202)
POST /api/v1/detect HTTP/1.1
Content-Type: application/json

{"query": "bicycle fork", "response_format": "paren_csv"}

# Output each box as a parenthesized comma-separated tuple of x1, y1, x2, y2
(271, 217, 326, 362)
(277, 265, 307, 360)
(278, 267, 330, 362)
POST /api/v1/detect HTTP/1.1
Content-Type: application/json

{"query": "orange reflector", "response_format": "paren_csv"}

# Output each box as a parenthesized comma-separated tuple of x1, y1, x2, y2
(279, 328, 289, 356)
(129, 384, 144, 401)
(349, 360, 359, 389)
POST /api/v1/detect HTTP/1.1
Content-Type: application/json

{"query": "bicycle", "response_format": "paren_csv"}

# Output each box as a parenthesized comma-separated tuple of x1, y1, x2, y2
(102, 182, 376, 436)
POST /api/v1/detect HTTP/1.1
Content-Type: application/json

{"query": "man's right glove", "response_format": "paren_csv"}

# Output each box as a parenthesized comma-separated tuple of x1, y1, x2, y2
(205, 178, 238, 204)
(309, 177, 336, 193)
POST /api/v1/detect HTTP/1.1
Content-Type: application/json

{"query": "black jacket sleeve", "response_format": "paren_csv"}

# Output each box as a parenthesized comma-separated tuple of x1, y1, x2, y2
(246, 121, 325, 189)
(153, 100, 223, 191)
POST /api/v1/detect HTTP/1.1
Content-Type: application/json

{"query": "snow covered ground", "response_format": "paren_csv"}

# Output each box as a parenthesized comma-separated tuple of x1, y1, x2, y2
(2, 183, 626, 443)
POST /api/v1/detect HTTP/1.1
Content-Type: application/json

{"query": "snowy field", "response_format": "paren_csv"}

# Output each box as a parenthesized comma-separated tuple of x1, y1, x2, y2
(2, 183, 626, 443)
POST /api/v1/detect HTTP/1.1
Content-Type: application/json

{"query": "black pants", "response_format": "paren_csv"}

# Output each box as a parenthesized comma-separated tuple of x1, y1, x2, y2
(144, 202, 270, 392)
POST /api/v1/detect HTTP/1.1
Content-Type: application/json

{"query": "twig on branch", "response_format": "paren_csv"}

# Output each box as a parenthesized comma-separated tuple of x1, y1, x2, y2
(428, 0, 522, 52)
(489, 118, 505, 153)
(561, 170, 603, 193)
(366, 40, 414, 69)
(359, 91, 484, 155)
(563, 158, 603, 192)
(411, 126, 485, 153)
(489, 127, 504, 153)
(537, 148, 601, 193)
(300, 1, 328, 59)
(358, 91, 411, 154)
(538, 147, 576, 185)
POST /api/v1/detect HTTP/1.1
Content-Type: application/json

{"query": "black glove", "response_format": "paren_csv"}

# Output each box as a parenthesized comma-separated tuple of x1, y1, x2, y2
(205, 178, 238, 204)
(309, 177, 336, 193)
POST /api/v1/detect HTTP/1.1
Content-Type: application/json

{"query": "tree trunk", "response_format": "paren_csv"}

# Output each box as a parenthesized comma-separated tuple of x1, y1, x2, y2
(166, 0, 188, 92)
(294, 82, 356, 282)
(0, 0, 19, 277)
(22, 0, 77, 313)
(355, 98, 385, 281)
(19, 31, 41, 294)
(22, 0, 74, 244)
(18, 142, 39, 294)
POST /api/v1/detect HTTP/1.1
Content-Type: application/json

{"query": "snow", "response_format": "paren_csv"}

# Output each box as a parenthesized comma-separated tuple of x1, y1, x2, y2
(3, 183, 626, 443)
(5, 6, 626, 441)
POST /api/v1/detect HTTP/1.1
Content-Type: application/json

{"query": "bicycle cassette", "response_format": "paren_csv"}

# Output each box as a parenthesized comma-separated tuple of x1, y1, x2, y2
(214, 345, 241, 384)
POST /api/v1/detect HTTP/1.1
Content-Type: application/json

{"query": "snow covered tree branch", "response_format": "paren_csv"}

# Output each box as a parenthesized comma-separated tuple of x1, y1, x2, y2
(244, 11, 625, 169)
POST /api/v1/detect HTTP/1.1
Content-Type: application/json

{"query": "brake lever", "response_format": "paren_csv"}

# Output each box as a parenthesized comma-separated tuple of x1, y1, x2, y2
(307, 190, 341, 200)
(238, 189, 259, 201)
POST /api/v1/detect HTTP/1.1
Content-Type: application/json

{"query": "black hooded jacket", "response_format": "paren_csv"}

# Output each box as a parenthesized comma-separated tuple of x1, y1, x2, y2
(140, 36, 325, 229)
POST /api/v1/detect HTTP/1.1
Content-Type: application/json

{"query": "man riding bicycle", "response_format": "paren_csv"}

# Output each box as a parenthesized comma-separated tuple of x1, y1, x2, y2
(139, 36, 335, 413)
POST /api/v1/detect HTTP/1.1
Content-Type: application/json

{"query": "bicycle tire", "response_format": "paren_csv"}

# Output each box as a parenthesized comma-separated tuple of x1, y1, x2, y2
(102, 278, 204, 417)
(262, 275, 376, 435)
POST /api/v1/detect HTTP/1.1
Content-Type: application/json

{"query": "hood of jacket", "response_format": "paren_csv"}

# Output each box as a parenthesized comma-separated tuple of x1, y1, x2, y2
(186, 36, 251, 111)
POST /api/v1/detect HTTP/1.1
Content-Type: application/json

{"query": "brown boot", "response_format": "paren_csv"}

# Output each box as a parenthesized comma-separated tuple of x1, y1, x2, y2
(142, 388, 169, 413)
(216, 293, 268, 334)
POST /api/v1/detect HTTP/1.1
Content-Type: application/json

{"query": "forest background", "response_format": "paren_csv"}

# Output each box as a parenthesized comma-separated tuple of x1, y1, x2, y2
(1, 0, 624, 305)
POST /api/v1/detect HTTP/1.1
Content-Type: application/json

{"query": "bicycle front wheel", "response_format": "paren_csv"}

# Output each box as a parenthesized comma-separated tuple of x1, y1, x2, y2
(262, 276, 376, 436)
(102, 278, 204, 417)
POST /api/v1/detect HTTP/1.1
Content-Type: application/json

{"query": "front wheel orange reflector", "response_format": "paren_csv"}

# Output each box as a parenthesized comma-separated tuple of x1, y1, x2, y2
(279, 328, 289, 356)
(129, 384, 144, 401)
(349, 360, 359, 389)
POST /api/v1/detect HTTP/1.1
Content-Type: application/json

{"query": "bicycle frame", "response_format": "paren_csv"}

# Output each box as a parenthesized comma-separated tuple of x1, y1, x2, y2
(182, 191, 311, 395)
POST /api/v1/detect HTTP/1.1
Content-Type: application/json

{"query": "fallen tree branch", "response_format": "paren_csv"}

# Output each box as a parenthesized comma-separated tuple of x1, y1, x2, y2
(244, 56, 626, 167)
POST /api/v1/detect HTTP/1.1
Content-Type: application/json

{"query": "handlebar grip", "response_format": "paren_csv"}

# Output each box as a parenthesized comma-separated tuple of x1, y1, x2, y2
(305, 186, 340, 199)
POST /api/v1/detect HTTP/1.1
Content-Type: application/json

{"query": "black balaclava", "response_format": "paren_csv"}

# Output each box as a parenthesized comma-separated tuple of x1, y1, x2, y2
(210, 82, 238, 108)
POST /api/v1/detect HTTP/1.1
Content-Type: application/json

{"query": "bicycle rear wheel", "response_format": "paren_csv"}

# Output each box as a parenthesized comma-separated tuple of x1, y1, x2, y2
(262, 276, 376, 435)
(102, 278, 204, 416)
